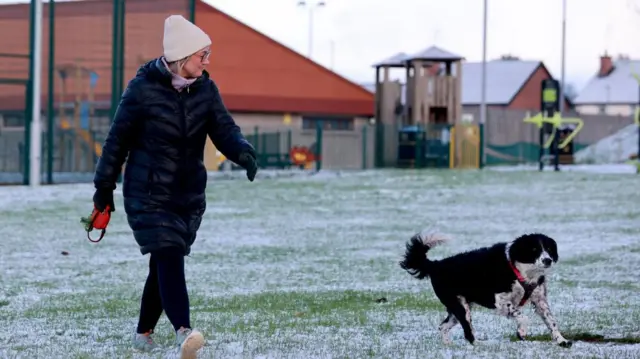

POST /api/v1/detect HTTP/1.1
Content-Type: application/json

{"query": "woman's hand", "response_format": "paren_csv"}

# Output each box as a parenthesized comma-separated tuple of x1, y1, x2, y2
(238, 149, 258, 182)
(93, 188, 115, 212)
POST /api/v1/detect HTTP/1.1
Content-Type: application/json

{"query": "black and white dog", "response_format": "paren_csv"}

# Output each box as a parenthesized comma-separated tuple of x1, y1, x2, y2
(399, 231, 572, 348)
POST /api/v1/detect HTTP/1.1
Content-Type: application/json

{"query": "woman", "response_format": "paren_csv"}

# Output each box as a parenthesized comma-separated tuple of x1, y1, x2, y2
(92, 14, 258, 358)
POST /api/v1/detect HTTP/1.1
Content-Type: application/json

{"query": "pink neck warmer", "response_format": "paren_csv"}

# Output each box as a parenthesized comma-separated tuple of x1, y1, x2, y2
(161, 57, 197, 92)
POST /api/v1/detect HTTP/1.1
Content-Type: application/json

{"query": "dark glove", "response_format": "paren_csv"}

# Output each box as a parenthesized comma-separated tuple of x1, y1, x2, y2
(237, 147, 258, 182)
(93, 188, 115, 212)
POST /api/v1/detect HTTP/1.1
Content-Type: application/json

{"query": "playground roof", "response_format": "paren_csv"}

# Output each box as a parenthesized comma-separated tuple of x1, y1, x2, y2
(572, 58, 640, 105)
(371, 47, 464, 68)
(0, 0, 374, 117)
(405, 46, 464, 62)
(372, 52, 410, 68)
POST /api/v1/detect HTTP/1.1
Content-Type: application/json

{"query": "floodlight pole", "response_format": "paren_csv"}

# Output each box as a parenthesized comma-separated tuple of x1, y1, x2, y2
(559, 0, 567, 115)
(297, 0, 325, 59)
(480, 0, 488, 167)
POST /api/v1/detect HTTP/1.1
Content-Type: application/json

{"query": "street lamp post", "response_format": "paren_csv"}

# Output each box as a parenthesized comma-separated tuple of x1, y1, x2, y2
(559, 0, 567, 115)
(480, 0, 488, 167)
(297, 0, 325, 59)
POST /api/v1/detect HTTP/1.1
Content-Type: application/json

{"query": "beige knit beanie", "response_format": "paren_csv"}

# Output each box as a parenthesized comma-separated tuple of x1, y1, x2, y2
(163, 15, 212, 62)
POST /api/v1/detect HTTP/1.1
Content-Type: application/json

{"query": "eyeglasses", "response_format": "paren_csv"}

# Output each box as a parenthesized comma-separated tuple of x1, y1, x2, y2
(198, 50, 211, 62)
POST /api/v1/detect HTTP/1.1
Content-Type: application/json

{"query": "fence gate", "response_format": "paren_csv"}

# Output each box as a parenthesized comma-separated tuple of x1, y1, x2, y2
(450, 123, 481, 169)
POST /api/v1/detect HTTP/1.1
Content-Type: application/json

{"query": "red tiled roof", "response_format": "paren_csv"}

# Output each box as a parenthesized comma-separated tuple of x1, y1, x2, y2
(0, 0, 374, 117)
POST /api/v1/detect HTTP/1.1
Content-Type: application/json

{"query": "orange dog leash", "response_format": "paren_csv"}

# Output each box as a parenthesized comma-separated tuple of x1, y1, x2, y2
(81, 205, 112, 243)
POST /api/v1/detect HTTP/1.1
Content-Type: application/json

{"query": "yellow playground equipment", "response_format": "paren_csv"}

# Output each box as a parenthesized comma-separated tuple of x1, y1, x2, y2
(449, 123, 481, 169)
(203, 138, 226, 171)
(523, 112, 584, 169)
(57, 60, 101, 172)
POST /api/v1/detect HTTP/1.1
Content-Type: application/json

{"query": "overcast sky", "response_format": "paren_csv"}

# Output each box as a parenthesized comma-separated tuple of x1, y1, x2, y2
(205, 0, 640, 92)
(3, 0, 640, 93)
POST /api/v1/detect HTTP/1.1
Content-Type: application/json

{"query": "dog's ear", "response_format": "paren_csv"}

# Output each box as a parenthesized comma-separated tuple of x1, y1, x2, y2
(541, 236, 559, 262)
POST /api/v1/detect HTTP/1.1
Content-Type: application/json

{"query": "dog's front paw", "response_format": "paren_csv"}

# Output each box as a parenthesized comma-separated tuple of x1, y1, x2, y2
(558, 339, 573, 348)
(515, 326, 527, 341)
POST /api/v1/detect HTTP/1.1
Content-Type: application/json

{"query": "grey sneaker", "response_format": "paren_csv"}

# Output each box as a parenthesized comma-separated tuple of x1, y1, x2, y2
(175, 328, 205, 359)
(132, 332, 159, 352)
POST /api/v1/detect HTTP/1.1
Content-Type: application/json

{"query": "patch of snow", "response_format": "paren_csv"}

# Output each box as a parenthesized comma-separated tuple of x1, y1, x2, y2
(0, 169, 638, 358)
(487, 163, 638, 174)
(574, 123, 639, 164)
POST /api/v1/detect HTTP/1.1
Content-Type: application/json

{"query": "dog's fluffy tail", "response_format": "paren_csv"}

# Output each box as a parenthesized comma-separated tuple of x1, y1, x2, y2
(399, 230, 449, 280)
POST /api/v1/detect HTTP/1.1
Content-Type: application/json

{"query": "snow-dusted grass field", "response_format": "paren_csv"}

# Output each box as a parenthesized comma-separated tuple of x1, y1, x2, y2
(1, 167, 639, 359)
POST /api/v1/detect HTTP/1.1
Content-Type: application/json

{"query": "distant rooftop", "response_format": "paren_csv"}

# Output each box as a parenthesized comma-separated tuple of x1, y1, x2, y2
(462, 60, 540, 105)
(573, 59, 640, 105)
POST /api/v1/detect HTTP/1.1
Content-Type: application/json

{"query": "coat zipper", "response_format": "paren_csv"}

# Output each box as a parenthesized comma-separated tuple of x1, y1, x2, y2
(178, 89, 188, 191)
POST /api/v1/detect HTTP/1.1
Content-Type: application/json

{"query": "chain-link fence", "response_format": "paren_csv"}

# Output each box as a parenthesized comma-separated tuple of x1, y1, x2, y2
(479, 108, 634, 166)
(231, 124, 375, 172)
(369, 106, 634, 169)
(0, 0, 194, 185)
(0, 0, 378, 185)
(5, 1, 630, 185)
(0, 20, 30, 184)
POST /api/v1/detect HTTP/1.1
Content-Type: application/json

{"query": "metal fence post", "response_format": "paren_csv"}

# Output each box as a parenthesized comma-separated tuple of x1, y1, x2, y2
(46, 0, 55, 184)
(110, 0, 124, 122)
(315, 121, 323, 171)
(111, 0, 125, 183)
(374, 122, 384, 168)
(188, 0, 196, 22)
(110, 0, 118, 122)
(361, 125, 367, 169)
(479, 123, 485, 169)
(118, 0, 124, 97)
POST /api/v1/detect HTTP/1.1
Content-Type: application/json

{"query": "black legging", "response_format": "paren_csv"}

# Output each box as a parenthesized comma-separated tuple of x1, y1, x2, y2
(136, 249, 190, 333)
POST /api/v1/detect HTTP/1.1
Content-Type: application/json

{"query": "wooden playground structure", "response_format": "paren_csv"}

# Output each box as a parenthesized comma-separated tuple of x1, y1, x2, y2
(373, 46, 482, 169)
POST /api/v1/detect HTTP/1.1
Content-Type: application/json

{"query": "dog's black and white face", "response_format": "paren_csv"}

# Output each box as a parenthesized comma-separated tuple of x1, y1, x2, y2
(508, 233, 559, 278)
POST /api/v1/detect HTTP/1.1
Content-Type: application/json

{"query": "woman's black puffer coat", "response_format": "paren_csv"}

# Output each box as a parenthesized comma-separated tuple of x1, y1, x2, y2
(93, 58, 254, 255)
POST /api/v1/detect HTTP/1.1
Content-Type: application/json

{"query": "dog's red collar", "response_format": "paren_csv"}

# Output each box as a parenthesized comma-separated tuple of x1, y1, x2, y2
(508, 261, 537, 306)
(508, 261, 526, 282)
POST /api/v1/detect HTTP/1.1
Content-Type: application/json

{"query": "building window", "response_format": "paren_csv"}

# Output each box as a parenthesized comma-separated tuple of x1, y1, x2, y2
(302, 116, 354, 131)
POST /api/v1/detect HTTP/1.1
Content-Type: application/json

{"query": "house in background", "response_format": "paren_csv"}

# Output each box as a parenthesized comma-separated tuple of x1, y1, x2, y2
(460, 56, 572, 113)
(572, 53, 639, 117)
